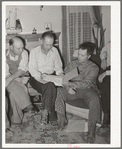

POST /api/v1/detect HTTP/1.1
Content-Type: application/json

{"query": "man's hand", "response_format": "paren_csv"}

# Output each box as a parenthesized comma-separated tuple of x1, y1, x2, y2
(62, 78, 70, 90)
(68, 87, 76, 94)
(41, 79, 48, 84)
(39, 73, 48, 84)
(41, 73, 48, 80)
(6, 77, 12, 87)
(98, 72, 106, 83)
(101, 59, 107, 70)
(62, 78, 69, 87)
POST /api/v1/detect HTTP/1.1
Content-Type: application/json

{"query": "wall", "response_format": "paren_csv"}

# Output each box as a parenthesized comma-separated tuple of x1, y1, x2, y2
(6, 5, 62, 52)
(6, 5, 110, 54)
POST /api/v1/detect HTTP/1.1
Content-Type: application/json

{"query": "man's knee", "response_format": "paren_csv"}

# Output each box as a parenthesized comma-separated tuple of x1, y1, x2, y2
(44, 82, 56, 90)
(88, 91, 100, 105)
(46, 82, 55, 87)
(7, 81, 17, 93)
(7, 81, 27, 97)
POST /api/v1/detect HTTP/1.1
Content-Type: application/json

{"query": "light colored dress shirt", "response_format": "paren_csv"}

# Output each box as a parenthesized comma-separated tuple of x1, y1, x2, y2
(29, 45, 63, 81)
(100, 41, 111, 67)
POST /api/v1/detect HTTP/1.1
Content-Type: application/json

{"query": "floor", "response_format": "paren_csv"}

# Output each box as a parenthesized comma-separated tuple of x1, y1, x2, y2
(6, 110, 110, 144)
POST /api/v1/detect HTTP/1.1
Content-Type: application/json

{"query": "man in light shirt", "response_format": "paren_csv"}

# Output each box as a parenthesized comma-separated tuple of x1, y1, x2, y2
(6, 36, 34, 124)
(29, 31, 65, 127)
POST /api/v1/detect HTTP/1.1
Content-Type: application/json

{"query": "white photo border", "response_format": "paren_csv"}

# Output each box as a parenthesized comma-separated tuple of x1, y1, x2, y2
(2, 1, 121, 148)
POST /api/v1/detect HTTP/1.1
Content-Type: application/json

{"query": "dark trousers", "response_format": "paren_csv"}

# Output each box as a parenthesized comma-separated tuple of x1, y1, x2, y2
(29, 77, 57, 121)
(6, 96, 10, 129)
(98, 66, 110, 115)
(99, 76, 110, 114)
(61, 88, 101, 125)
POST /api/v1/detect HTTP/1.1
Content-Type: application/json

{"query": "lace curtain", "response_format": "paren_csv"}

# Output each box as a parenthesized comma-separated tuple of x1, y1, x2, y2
(62, 6, 105, 64)
(66, 6, 92, 62)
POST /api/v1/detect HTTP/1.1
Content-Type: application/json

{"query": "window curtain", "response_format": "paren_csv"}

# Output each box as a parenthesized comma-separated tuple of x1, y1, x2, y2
(90, 6, 101, 27)
(62, 6, 104, 64)
(67, 6, 82, 62)
(66, 6, 92, 62)
(89, 6, 106, 55)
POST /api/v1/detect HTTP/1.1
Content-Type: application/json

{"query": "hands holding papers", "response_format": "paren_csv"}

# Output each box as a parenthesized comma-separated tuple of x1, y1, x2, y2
(62, 68, 78, 94)
(42, 68, 79, 90)
(42, 73, 63, 86)
(63, 67, 78, 82)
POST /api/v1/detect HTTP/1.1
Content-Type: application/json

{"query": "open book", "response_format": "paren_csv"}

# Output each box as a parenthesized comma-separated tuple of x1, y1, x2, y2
(43, 68, 78, 86)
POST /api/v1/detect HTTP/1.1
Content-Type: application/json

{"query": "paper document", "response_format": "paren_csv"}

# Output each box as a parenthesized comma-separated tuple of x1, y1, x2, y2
(63, 67, 78, 82)
(43, 67, 78, 86)
(43, 75, 63, 86)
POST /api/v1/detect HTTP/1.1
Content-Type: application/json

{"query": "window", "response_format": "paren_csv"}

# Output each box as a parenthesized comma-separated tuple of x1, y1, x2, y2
(67, 6, 92, 62)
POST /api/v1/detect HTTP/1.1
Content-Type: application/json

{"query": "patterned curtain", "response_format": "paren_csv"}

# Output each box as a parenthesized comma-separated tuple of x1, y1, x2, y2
(66, 6, 92, 62)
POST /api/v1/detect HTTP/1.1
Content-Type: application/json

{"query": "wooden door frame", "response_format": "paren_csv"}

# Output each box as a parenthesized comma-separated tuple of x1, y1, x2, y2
(62, 6, 68, 68)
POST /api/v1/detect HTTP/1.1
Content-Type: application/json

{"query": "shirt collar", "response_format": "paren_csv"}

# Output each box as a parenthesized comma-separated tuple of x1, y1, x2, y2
(78, 59, 89, 66)
(40, 46, 54, 55)
(7, 49, 19, 61)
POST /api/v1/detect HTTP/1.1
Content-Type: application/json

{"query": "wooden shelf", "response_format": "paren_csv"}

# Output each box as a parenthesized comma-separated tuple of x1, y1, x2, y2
(6, 32, 61, 50)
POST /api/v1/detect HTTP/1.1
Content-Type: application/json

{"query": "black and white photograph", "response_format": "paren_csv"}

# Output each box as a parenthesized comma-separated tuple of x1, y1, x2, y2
(2, 1, 121, 148)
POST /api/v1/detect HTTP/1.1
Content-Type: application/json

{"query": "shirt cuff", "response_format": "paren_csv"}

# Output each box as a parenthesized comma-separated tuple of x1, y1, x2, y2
(56, 70, 64, 76)
(18, 66, 28, 72)
(34, 74, 42, 82)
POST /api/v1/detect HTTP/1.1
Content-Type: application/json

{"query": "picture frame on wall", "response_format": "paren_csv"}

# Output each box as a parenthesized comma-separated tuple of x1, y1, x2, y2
(44, 22, 52, 31)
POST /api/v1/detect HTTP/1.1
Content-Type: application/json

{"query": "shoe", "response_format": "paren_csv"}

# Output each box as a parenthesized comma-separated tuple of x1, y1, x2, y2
(48, 111, 59, 127)
(23, 105, 35, 116)
(101, 113, 110, 127)
(57, 113, 68, 130)
(6, 128, 14, 137)
(22, 106, 35, 123)
(87, 121, 96, 144)
(87, 136, 95, 144)
(49, 120, 58, 127)
(100, 123, 110, 128)
(60, 118, 68, 130)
